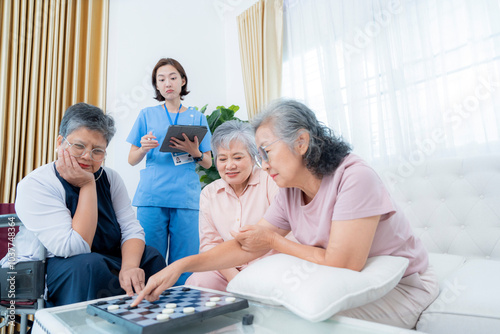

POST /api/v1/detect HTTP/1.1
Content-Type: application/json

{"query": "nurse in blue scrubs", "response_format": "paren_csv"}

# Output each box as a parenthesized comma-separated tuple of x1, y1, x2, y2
(127, 58, 212, 285)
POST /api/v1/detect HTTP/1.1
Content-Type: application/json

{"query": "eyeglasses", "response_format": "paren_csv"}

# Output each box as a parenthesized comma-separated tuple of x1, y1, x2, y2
(255, 139, 281, 168)
(63, 138, 106, 162)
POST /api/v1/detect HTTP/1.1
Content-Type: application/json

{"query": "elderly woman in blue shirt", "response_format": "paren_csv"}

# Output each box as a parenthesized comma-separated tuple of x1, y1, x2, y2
(0, 103, 165, 306)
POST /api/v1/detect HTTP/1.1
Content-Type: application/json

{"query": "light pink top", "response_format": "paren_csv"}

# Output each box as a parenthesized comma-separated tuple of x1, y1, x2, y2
(199, 167, 279, 266)
(264, 154, 428, 277)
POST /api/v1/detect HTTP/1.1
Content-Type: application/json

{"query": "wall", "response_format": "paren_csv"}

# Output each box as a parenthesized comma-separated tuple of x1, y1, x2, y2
(106, 0, 255, 199)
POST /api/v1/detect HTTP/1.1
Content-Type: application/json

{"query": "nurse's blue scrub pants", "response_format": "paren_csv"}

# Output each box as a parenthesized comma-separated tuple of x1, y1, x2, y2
(137, 206, 200, 285)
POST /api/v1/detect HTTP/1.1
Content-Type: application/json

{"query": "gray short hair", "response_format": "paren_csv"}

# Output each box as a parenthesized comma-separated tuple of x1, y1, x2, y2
(211, 120, 258, 164)
(59, 103, 116, 145)
(252, 99, 351, 177)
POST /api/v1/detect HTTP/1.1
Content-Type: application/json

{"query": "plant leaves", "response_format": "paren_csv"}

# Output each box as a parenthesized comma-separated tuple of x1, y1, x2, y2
(207, 110, 222, 132)
(199, 104, 208, 114)
(228, 105, 240, 112)
(220, 107, 235, 121)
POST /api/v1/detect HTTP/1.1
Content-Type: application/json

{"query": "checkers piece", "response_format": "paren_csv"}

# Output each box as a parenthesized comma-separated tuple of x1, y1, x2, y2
(242, 313, 254, 325)
(225, 297, 236, 303)
(162, 308, 174, 314)
(107, 305, 119, 311)
(181, 287, 191, 291)
(147, 304, 160, 310)
(156, 314, 169, 321)
(183, 307, 195, 314)
(165, 303, 177, 309)
(209, 297, 220, 302)
(205, 301, 216, 307)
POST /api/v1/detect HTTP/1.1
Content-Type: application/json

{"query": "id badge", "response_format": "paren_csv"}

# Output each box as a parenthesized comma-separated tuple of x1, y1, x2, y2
(172, 152, 194, 166)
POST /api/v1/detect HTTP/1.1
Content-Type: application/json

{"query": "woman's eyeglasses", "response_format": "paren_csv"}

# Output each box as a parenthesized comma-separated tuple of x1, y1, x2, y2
(63, 138, 106, 162)
(255, 139, 280, 167)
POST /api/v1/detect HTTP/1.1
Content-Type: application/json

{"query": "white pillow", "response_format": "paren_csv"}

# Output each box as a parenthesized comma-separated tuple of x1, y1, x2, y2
(227, 254, 409, 322)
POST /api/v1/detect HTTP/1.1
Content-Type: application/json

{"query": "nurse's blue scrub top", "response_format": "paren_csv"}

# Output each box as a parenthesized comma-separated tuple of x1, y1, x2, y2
(126, 104, 212, 210)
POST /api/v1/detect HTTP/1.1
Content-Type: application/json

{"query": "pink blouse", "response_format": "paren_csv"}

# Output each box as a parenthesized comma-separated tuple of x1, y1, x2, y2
(264, 154, 428, 277)
(199, 167, 279, 258)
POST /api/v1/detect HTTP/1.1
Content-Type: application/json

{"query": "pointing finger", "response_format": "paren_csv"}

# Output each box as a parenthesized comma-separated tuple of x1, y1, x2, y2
(131, 289, 146, 307)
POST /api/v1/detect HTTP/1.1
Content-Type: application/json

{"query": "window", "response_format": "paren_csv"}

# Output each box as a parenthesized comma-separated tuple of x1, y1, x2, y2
(282, 0, 500, 165)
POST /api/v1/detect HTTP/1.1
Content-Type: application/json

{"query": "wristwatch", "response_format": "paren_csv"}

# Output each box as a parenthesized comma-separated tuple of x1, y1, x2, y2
(194, 151, 203, 162)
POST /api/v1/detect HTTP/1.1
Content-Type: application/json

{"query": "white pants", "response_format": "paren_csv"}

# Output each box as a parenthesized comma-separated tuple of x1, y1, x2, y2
(337, 266, 440, 329)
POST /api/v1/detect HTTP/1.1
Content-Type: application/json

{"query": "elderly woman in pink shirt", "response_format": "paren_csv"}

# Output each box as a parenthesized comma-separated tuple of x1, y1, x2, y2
(133, 99, 439, 329)
(185, 120, 279, 291)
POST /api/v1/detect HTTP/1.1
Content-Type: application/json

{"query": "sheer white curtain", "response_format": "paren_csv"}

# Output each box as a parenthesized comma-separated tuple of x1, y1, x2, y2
(282, 0, 500, 167)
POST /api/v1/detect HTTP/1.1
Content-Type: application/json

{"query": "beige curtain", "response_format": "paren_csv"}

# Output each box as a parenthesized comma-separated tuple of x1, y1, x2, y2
(237, 0, 283, 119)
(0, 0, 109, 203)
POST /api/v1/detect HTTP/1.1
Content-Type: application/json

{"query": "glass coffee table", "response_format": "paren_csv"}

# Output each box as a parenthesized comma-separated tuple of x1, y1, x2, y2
(33, 287, 423, 334)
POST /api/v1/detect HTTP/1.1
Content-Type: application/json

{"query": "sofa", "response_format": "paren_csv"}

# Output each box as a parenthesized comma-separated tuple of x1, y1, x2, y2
(377, 154, 500, 333)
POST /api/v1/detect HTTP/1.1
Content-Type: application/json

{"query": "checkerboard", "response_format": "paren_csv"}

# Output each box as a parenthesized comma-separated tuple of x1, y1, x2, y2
(86, 287, 249, 334)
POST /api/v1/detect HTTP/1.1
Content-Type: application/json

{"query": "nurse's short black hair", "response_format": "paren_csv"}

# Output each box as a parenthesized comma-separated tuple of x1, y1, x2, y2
(152, 58, 190, 101)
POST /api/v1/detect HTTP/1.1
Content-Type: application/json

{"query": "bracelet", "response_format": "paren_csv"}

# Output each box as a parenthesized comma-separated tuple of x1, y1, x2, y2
(194, 151, 203, 162)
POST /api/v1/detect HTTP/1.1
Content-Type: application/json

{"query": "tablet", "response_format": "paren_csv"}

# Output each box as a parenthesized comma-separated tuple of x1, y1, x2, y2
(159, 125, 208, 153)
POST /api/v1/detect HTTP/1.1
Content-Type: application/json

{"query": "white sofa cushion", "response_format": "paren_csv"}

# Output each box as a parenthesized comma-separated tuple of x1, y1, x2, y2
(417, 258, 500, 334)
(227, 254, 409, 322)
(378, 155, 500, 260)
(428, 253, 466, 289)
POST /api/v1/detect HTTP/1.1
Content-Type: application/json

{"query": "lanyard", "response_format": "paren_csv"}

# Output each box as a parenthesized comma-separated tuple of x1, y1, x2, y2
(164, 103, 183, 125)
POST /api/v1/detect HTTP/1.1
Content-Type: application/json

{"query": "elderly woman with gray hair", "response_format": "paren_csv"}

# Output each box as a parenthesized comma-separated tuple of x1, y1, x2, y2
(0, 103, 165, 307)
(185, 120, 279, 291)
(134, 99, 438, 329)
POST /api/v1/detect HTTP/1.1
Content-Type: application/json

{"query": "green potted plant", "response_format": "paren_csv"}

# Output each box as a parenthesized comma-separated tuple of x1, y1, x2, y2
(195, 104, 246, 187)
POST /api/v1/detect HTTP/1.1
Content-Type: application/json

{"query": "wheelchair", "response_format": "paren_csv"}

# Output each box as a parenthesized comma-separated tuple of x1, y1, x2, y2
(0, 212, 46, 334)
